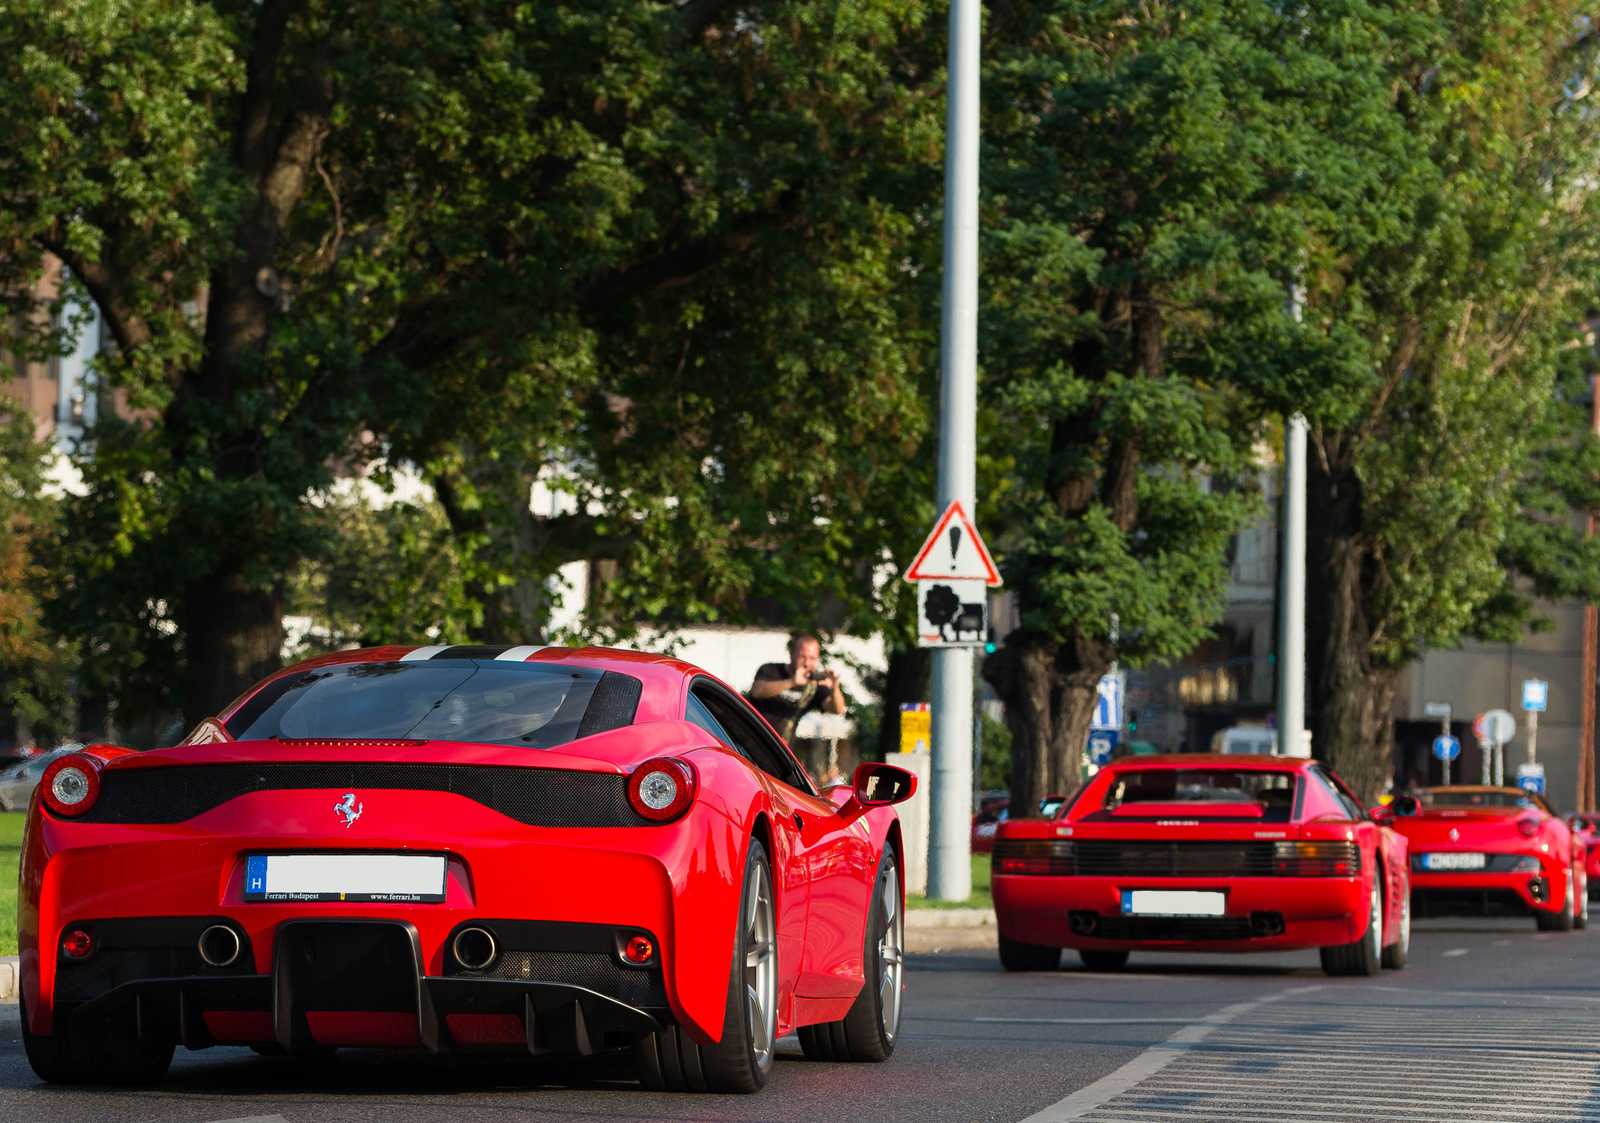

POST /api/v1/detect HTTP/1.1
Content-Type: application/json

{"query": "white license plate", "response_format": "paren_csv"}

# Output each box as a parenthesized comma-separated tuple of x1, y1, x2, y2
(1121, 890, 1226, 917)
(1422, 852, 1486, 871)
(244, 853, 448, 902)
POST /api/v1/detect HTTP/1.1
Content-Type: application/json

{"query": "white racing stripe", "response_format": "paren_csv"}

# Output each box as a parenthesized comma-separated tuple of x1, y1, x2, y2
(1021, 985, 1600, 1122)
(399, 645, 450, 661)
(494, 645, 547, 661)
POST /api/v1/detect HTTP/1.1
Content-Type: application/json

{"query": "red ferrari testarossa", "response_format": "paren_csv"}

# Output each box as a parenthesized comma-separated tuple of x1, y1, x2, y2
(17, 645, 916, 1092)
(991, 754, 1410, 976)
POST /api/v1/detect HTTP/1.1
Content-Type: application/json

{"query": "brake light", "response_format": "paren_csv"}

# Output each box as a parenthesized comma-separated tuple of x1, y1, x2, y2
(626, 758, 696, 822)
(1518, 817, 1540, 838)
(40, 755, 101, 817)
(992, 840, 1075, 875)
(625, 936, 655, 963)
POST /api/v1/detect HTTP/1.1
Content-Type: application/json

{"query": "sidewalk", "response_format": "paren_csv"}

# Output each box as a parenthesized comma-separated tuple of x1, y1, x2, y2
(906, 907, 997, 952)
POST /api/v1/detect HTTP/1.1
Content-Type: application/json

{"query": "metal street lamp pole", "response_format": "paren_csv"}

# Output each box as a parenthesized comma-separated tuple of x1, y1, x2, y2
(1279, 284, 1308, 760)
(928, 0, 981, 902)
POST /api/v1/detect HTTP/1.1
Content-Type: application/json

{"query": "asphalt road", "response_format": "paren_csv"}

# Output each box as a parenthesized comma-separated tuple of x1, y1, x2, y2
(3, 917, 1598, 1123)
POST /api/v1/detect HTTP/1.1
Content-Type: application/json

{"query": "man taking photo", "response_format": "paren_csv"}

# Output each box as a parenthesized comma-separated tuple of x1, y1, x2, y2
(749, 634, 845, 745)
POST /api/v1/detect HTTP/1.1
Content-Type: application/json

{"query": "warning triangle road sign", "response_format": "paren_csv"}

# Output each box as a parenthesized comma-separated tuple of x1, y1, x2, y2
(905, 501, 1001, 586)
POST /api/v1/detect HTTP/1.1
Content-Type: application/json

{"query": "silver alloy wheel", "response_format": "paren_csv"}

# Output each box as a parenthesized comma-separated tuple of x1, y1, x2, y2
(878, 864, 904, 1043)
(745, 860, 777, 1070)
(1369, 881, 1383, 961)
(1567, 869, 1576, 920)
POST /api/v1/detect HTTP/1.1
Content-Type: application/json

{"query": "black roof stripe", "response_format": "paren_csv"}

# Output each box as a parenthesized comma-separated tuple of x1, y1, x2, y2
(429, 645, 513, 660)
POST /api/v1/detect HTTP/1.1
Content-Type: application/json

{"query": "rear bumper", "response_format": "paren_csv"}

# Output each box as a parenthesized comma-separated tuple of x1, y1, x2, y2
(992, 874, 1365, 952)
(45, 917, 664, 1054)
(1410, 871, 1559, 917)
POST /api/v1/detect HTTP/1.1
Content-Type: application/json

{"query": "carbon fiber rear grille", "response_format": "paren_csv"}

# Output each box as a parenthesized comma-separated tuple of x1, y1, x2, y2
(1077, 841, 1276, 877)
(1095, 915, 1255, 941)
(76, 763, 648, 826)
(457, 951, 666, 1007)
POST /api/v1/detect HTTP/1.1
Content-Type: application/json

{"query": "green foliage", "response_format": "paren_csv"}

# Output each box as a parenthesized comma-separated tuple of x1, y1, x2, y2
(979, 711, 1011, 792)
(285, 489, 474, 655)
(0, 411, 76, 743)
(0, 812, 20, 955)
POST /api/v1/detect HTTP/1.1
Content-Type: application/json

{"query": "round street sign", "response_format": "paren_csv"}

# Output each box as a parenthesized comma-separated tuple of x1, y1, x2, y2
(1473, 709, 1516, 744)
(1432, 734, 1460, 762)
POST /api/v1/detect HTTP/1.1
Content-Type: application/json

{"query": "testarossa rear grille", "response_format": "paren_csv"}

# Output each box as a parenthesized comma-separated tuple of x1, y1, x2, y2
(73, 763, 650, 827)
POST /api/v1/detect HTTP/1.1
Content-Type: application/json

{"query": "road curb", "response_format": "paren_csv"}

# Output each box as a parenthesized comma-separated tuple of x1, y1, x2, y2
(906, 907, 995, 929)
(0, 956, 16, 1001)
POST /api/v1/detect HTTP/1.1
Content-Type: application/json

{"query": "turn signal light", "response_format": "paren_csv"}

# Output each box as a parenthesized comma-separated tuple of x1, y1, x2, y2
(61, 928, 93, 959)
(1517, 817, 1540, 838)
(625, 936, 654, 963)
(626, 758, 697, 822)
(40, 756, 101, 818)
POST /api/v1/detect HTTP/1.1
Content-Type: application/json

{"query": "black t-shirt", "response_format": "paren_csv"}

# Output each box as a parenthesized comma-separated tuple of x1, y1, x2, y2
(750, 663, 828, 735)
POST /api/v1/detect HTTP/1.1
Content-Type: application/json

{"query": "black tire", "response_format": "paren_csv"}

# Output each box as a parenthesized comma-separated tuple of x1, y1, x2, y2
(798, 848, 904, 1063)
(1078, 949, 1130, 972)
(20, 1004, 79, 1084)
(998, 934, 1061, 972)
(1380, 887, 1409, 970)
(635, 839, 776, 1093)
(1536, 870, 1576, 931)
(1321, 879, 1382, 977)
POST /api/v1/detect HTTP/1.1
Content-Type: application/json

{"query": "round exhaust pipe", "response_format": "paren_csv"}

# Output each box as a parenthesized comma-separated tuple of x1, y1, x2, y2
(198, 924, 243, 968)
(452, 926, 498, 971)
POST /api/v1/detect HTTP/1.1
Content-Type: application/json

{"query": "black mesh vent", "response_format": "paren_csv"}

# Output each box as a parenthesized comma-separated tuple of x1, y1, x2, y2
(1095, 916, 1255, 941)
(1075, 841, 1276, 878)
(575, 672, 644, 740)
(457, 951, 666, 1007)
(76, 763, 649, 826)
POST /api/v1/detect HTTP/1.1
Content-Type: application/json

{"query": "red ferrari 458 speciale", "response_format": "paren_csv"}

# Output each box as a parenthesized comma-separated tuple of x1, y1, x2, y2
(16, 644, 916, 1093)
(1383, 786, 1587, 930)
(991, 754, 1410, 976)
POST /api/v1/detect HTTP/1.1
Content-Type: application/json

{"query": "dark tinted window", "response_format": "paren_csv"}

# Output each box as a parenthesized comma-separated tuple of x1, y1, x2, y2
(1422, 789, 1539, 810)
(226, 661, 608, 749)
(1103, 768, 1297, 822)
(1312, 768, 1366, 819)
(692, 681, 815, 794)
(685, 693, 735, 746)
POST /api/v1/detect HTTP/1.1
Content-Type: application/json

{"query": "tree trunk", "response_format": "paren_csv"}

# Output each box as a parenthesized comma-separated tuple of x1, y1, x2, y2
(183, 566, 284, 727)
(983, 629, 1112, 816)
(1306, 436, 1393, 805)
(876, 645, 932, 760)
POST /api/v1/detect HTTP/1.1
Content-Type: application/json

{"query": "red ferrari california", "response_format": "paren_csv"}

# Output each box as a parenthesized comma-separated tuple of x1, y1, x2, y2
(17, 645, 915, 1092)
(1384, 786, 1586, 930)
(991, 755, 1410, 976)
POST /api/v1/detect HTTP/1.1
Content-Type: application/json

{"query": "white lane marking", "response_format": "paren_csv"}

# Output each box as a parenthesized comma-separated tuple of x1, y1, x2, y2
(495, 645, 547, 661)
(399, 645, 450, 661)
(1492, 939, 1510, 946)
(1016, 986, 1323, 1123)
(1442, 947, 1469, 956)
(975, 1017, 1203, 1025)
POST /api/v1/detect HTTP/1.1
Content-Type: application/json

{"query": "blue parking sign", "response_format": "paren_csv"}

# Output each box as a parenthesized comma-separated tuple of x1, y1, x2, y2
(1432, 735, 1460, 762)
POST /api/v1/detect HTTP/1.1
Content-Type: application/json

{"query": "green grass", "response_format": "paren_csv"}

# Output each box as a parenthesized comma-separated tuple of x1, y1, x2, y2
(0, 812, 21, 956)
(907, 852, 992, 911)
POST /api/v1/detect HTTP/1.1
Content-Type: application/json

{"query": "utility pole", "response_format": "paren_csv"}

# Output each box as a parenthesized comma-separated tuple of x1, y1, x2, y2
(1279, 284, 1308, 759)
(927, 0, 980, 902)
(1583, 373, 1599, 812)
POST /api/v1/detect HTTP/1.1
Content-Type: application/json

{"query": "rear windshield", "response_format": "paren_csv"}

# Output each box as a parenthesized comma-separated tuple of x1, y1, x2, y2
(224, 661, 625, 749)
(1103, 769, 1297, 820)
(1421, 790, 1539, 810)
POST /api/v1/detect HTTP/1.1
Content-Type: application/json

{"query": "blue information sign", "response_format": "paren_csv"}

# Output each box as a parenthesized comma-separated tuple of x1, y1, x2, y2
(1432, 734, 1460, 762)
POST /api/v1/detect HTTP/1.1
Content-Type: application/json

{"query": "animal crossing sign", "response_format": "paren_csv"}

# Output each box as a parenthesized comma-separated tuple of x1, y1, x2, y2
(907, 501, 1001, 648)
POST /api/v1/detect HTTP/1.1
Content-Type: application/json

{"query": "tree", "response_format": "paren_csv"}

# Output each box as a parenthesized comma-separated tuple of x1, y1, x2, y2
(0, 410, 75, 745)
(977, 0, 1403, 813)
(0, 0, 944, 727)
(1302, 1, 1600, 801)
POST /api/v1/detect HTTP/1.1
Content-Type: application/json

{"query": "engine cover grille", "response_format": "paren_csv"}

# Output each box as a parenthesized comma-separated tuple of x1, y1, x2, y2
(1075, 840, 1277, 878)
(77, 762, 648, 827)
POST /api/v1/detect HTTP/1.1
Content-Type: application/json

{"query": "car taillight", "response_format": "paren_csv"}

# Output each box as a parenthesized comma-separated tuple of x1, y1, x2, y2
(992, 840, 1075, 875)
(1273, 840, 1361, 876)
(626, 758, 696, 822)
(40, 755, 101, 817)
(61, 928, 93, 959)
(1518, 817, 1540, 838)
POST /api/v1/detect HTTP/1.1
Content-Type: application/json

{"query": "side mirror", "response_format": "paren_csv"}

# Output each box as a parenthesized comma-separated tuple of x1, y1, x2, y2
(1390, 795, 1419, 817)
(853, 762, 917, 807)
